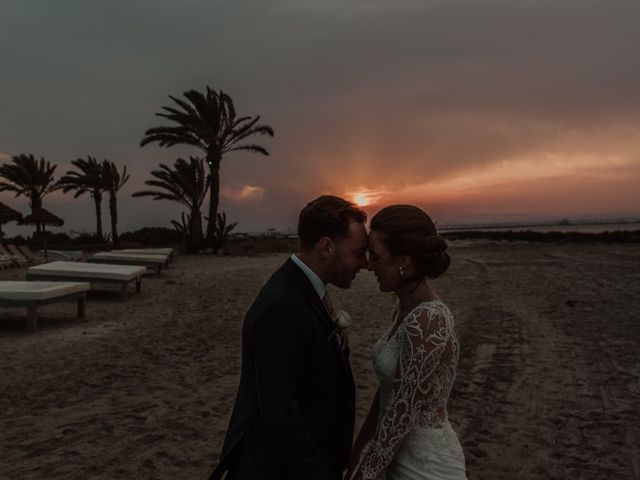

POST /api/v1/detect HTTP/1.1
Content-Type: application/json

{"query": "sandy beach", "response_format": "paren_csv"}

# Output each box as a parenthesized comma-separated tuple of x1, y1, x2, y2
(1, 241, 639, 479)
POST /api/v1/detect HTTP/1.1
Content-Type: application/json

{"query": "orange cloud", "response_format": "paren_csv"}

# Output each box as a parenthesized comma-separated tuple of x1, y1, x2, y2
(332, 150, 640, 223)
(221, 184, 266, 202)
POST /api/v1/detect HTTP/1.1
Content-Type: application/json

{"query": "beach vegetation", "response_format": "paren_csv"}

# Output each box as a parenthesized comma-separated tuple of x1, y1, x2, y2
(57, 156, 107, 243)
(0, 154, 62, 238)
(171, 212, 190, 248)
(140, 85, 274, 252)
(119, 226, 180, 246)
(101, 160, 129, 248)
(133, 156, 208, 252)
(211, 211, 238, 254)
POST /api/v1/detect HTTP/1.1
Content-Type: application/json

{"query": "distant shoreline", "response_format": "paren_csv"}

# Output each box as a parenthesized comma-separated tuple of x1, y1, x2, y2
(438, 220, 640, 233)
(441, 229, 640, 243)
(225, 229, 640, 253)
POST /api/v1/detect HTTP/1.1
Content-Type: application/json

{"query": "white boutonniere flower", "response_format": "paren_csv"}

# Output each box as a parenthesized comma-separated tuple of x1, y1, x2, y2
(328, 309, 351, 342)
(335, 310, 351, 331)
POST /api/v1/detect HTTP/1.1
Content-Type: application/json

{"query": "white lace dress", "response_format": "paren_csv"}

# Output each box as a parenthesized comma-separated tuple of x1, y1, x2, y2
(359, 301, 467, 480)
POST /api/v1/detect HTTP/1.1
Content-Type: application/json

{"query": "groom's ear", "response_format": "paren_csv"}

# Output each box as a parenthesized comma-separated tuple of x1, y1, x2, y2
(317, 236, 335, 259)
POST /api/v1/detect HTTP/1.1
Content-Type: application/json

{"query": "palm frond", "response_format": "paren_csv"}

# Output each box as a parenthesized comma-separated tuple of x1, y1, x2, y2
(0, 154, 61, 207)
(132, 156, 207, 211)
(226, 145, 271, 156)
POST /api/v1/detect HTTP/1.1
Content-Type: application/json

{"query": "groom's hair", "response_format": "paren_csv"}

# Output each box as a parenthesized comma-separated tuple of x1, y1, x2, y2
(298, 195, 367, 250)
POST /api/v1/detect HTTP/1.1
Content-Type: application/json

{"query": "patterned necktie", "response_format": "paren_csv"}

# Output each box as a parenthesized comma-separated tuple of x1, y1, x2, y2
(322, 291, 336, 320)
(323, 291, 345, 349)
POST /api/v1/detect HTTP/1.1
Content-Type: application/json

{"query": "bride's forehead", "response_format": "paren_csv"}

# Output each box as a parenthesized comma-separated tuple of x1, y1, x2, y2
(367, 230, 387, 250)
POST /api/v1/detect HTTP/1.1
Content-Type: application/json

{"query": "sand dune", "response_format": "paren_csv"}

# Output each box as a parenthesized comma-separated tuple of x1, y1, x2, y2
(1, 242, 639, 479)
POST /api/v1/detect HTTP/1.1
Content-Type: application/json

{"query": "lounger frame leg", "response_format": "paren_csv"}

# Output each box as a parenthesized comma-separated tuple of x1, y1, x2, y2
(77, 296, 86, 320)
(27, 306, 37, 332)
(120, 283, 129, 301)
(135, 277, 142, 292)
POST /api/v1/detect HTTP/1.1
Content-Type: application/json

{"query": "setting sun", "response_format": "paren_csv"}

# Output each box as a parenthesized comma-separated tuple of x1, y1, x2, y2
(352, 193, 371, 207)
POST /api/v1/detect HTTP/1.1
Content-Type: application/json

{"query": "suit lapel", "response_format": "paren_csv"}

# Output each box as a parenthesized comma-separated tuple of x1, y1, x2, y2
(281, 259, 353, 379)
(281, 258, 333, 330)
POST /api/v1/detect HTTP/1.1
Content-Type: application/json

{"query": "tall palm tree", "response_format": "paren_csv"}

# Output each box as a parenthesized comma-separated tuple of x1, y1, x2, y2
(132, 156, 208, 252)
(101, 160, 129, 248)
(0, 154, 61, 237)
(140, 86, 273, 248)
(57, 156, 106, 242)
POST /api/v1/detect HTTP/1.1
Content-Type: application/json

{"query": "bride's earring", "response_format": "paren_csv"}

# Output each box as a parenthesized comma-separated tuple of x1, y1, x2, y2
(399, 266, 405, 276)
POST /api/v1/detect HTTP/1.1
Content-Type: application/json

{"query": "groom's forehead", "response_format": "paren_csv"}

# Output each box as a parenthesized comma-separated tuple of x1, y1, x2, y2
(338, 221, 367, 246)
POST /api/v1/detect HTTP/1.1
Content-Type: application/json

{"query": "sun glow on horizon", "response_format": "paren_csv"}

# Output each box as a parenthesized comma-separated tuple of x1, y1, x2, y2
(352, 192, 371, 206)
(352, 153, 634, 203)
(349, 189, 389, 207)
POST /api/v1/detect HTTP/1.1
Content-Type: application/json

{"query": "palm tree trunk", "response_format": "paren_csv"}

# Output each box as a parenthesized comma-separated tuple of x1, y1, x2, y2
(109, 191, 120, 248)
(205, 152, 221, 247)
(30, 196, 43, 239)
(42, 226, 48, 258)
(93, 192, 103, 242)
(187, 208, 204, 253)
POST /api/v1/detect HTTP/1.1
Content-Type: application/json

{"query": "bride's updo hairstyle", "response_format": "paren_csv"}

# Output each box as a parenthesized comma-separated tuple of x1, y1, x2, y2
(370, 205, 450, 281)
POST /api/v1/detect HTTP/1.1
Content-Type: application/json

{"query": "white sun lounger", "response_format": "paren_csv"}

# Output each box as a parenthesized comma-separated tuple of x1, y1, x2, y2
(88, 252, 168, 275)
(0, 281, 90, 331)
(113, 248, 175, 262)
(1, 244, 29, 267)
(38, 250, 84, 262)
(26, 261, 145, 300)
(17, 244, 48, 264)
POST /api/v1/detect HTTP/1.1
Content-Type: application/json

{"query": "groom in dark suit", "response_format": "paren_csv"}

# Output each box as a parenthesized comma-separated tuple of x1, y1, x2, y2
(209, 195, 368, 480)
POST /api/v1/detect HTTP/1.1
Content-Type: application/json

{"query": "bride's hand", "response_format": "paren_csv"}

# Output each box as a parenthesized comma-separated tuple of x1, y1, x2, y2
(345, 441, 364, 477)
(347, 470, 363, 480)
(344, 460, 357, 479)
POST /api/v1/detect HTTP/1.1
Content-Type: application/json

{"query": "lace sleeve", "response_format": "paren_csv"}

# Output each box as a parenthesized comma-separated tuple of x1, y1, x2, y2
(359, 306, 450, 479)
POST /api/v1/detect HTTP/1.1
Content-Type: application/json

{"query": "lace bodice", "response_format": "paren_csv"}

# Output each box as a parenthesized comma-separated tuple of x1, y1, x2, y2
(359, 300, 461, 479)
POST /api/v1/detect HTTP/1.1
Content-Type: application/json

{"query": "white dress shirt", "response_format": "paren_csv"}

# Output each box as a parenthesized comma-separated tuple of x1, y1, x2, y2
(291, 254, 325, 299)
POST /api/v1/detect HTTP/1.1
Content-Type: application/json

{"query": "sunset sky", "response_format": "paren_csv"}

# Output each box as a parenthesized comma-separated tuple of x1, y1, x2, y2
(1, 0, 639, 235)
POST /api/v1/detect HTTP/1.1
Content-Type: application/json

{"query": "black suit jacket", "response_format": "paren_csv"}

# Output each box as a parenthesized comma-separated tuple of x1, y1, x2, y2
(209, 258, 356, 480)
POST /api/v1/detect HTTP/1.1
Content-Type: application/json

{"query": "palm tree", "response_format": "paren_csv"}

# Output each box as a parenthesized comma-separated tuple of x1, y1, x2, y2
(171, 212, 190, 248)
(57, 156, 106, 242)
(211, 211, 238, 253)
(0, 154, 61, 237)
(140, 86, 273, 248)
(101, 160, 129, 248)
(132, 156, 208, 252)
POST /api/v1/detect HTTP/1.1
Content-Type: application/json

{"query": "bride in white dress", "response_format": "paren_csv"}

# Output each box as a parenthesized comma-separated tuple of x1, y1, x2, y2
(347, 205, 466, 480)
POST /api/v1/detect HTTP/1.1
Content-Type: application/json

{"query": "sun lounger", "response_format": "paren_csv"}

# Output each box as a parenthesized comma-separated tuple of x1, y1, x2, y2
(88, 252, 167, 275)
(0, 255, 14, 269)
(0, 244, 28, 267)
(40, 250, 84, 262)
(26, 261, 145, 300)
(17, 245, 48, 264)
(6, 244, 32, 266)
(0, 281, 89, 331)
(114, 248, 175, 263)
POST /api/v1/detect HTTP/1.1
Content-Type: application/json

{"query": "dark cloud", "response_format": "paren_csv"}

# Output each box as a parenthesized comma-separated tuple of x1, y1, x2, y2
(1, 0, 639, 233)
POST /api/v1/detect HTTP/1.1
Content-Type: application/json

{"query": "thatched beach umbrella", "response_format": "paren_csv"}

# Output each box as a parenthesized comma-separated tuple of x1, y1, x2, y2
(18, 208, 64, 258)
(0, 201, 23, 240)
